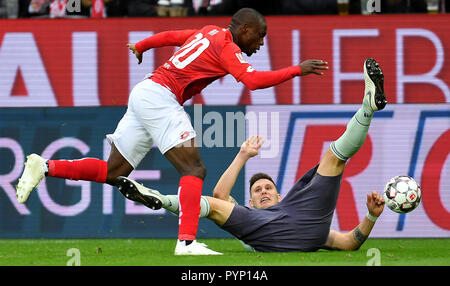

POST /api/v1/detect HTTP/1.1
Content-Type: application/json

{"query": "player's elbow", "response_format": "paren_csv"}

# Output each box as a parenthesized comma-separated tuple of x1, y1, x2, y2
(212, 189, 220, 198)
(349, 244, 362, 251)
(336, 234, 363, 251)
(243, 82, 258, 91)
(212, 189, 233, 202)
(240, 76, 260, 91)
(347, 239, 365, 251)
(212, 189, 226, 200)
(338, 244, 360, 251)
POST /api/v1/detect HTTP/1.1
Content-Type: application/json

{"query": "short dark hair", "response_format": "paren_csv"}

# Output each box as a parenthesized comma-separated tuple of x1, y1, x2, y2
(249, 173, 277, 194)
(230, 8, 266, 29)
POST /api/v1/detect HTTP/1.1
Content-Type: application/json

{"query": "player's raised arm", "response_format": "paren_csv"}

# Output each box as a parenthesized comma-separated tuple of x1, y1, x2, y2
(325, 191, 385, 251)
(212, 136, 264, 203)
(220, 43, 328, 90)
(127, 29, 198, 64)
(239, 59, 328, 90)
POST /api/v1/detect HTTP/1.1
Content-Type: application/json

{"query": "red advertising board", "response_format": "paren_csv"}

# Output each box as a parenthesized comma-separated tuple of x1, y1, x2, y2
(0, 14, 449, 107)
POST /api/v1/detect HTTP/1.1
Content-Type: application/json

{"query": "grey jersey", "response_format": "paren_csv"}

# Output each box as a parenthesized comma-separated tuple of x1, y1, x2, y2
(220, 165, 342, 252)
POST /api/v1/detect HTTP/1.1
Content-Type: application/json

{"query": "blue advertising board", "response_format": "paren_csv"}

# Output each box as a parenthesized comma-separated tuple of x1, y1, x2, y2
(2, 104, 449, 238)
(0, 106, 245, 238)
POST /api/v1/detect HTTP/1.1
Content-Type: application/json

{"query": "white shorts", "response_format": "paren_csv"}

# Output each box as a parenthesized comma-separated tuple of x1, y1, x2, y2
(106, 79, 196, 169)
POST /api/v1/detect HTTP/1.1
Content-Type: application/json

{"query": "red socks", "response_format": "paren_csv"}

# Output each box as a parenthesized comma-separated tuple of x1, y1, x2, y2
(47, 158, 107, 183)
(178, 175, 203, 241)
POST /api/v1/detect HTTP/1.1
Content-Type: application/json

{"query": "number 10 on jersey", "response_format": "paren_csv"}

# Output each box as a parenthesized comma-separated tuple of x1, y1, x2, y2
(169, 33, 210, 69)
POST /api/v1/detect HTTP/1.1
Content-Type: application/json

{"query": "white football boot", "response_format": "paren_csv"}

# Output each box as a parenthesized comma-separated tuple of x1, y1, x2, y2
(174, 240, 223, 256)
(363, 58, 387, 111)
(115, 176, 163, 210)
(16, 154, 47, 203)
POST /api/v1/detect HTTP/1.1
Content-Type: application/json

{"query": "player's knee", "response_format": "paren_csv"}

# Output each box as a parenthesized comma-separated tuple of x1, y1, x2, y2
(181, 160, 206, 180)
(105, 163, 133, 185)
(317, 148, 346, 177)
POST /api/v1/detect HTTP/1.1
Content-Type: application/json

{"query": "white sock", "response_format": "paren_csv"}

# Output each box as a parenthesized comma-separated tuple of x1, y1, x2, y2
(163, 195, 210, 218)
(330, 101, 373, 161)
(43, 160, 49, 173)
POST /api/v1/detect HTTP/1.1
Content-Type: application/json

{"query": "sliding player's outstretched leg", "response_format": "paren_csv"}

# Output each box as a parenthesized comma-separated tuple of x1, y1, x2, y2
(116, 176, 163, 210)
(327, 58, 388, 170)
(116, 176, 217, 218)
(115, 175, 222, 255)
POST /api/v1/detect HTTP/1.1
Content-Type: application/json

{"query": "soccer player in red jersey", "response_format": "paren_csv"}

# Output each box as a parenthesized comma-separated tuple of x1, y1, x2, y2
(16, 8, 328, 255)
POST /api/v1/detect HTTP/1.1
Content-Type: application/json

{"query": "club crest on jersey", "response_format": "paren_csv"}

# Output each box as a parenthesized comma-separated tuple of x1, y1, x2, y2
(235, 53, 248, 64)
(180, 131, 191, 140)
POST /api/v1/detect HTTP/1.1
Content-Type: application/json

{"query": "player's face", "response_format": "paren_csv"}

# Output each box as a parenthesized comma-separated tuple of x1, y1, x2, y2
(249, 179, 281, 209)
(241, 20, 267, 57)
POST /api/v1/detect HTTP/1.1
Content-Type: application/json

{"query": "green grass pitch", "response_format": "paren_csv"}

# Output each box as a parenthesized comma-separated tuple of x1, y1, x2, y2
(0, 238, 449, 266)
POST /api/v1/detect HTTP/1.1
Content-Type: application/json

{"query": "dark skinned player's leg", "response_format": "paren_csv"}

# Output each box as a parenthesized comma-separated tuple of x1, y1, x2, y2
(105, 144, 134, 185)
(46, 143, 133, 186)
(164, 138, 206, 243)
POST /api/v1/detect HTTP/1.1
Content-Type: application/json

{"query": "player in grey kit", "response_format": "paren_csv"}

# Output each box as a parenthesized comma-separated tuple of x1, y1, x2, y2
(116, 58, 387, 252)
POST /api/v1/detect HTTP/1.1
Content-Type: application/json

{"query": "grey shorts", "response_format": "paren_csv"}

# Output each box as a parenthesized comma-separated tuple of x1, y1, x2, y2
(220, 165, 343, 252)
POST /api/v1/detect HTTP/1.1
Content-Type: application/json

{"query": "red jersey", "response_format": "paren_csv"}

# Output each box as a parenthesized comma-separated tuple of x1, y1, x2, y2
(135, 25, 301, 105)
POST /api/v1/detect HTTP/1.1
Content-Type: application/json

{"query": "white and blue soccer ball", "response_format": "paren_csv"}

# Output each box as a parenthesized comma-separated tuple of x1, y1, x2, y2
(383, 175, 422, 214)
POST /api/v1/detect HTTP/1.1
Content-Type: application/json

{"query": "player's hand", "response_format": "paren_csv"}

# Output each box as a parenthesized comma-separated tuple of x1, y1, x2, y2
(366, 190, 385, 218)
(127, 43, 143, 64)
(299, 59, 328, 76)
(240, 136, 264, 159)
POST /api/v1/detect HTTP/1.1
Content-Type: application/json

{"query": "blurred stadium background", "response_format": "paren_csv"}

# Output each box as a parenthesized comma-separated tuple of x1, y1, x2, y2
(0, 0, 449, 255)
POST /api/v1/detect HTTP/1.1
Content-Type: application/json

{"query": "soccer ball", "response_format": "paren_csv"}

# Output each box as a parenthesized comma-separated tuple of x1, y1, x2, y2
(383, 175, 422, 213)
